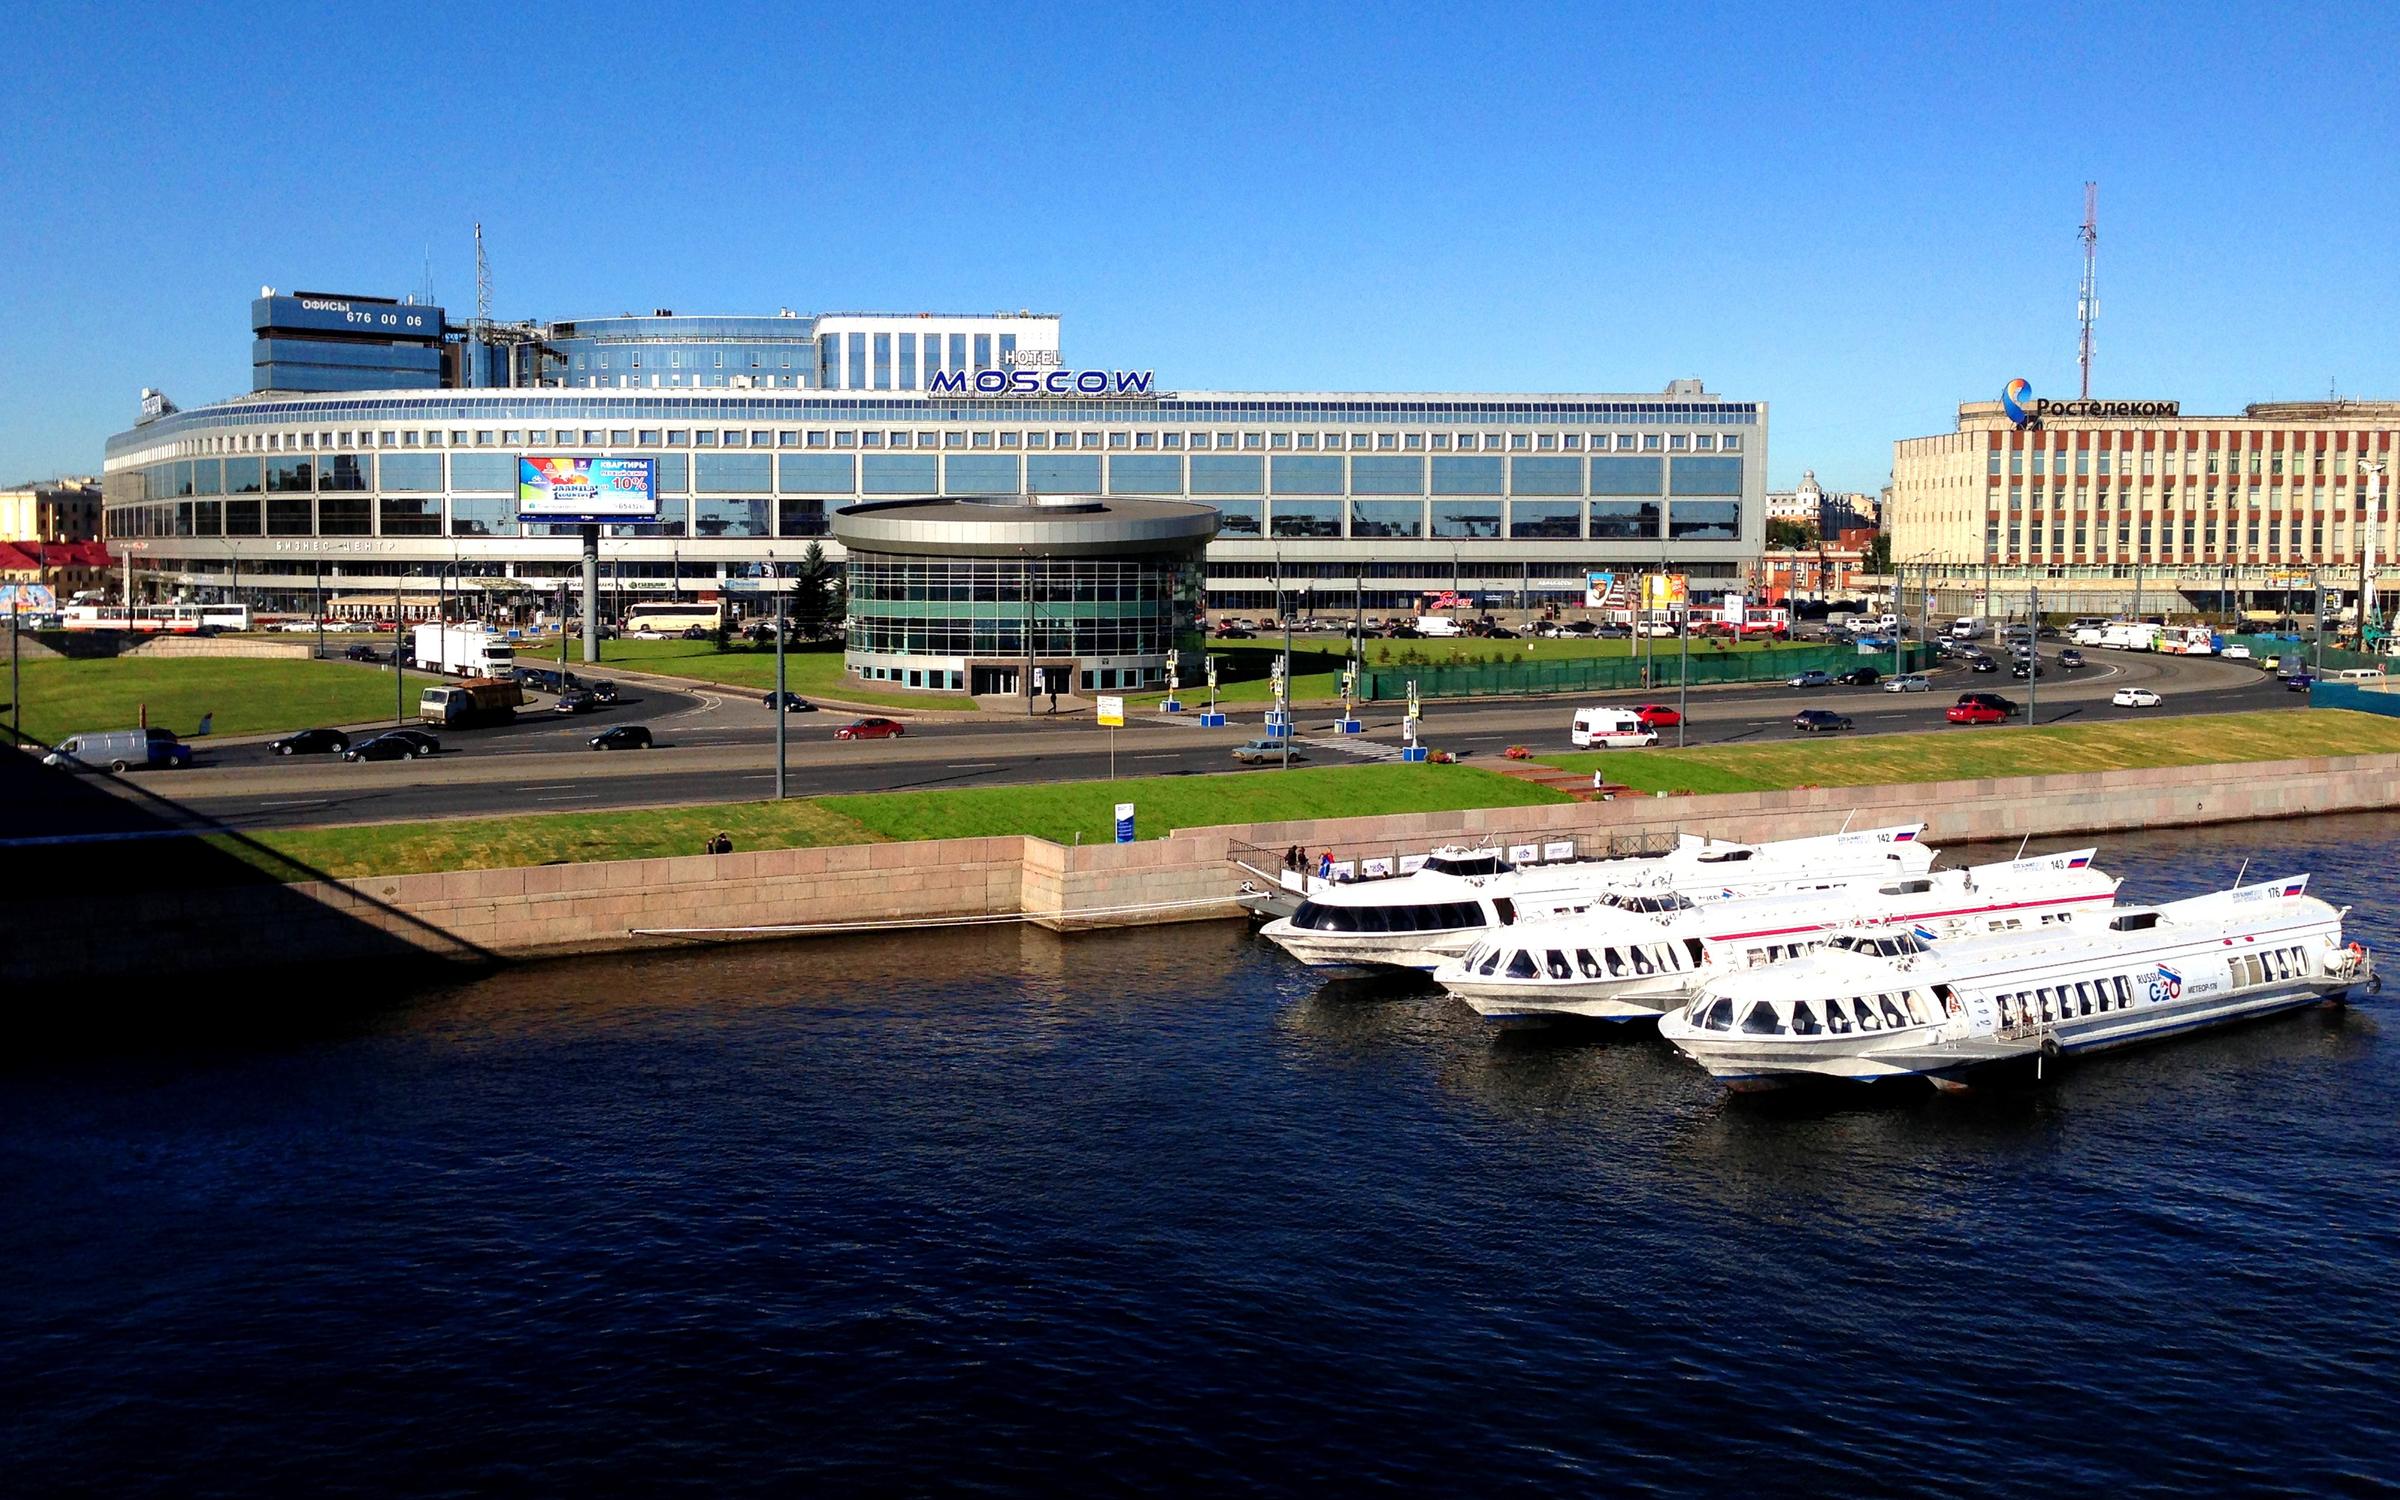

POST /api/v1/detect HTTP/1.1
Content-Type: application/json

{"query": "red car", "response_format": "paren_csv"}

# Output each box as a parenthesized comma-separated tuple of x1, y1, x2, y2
(1631, 703, 1682, 728)
(1946, 703, 2007, 726)
(835, 717, 906, 740)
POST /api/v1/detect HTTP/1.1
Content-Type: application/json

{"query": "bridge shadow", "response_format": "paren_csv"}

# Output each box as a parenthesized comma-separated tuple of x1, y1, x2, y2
(2, 728, 499, 1048)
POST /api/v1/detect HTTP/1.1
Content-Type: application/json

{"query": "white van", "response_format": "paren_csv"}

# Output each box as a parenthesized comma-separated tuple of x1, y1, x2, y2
(1414, 615, 1464, 637)
(1950, 616, 1981, 639)
(1571, 707, 1659, 748)
(2331, 667, 2387, 682)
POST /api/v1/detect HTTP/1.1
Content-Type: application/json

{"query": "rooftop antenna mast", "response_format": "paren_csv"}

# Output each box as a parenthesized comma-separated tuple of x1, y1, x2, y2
(471, 222, 493, 389)
(2076, 181, 2098, 400)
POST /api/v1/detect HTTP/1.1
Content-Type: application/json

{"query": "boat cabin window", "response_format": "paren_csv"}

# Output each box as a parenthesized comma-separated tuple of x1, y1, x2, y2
(1879, 879, 1932, 895)
(1576, 950, 1605, 979)
(1546, 950, 1572, 979)
(1696, 848, 1755, 863)
(1997, 995, 2017, 1026)
(2110, 912, 2159, 931)
(1423, 853, 1510, 878)
(1630, 947, 1654, 975)
(1877, 994, 1908, 1028)
(1477, 947, 1502, 976)
(1740, 1001, 1784, 1034)
(1790, 1000, 1821, 1035)
(1823, 997, 1851, 1033)
(1505, 950, 1539, 979)
(1684, 939, 1706, 966)
(1699, 996, 1734, 1030)
(1492, 898, 1517, 926)
(1852, 997, 1880, 1031)
(1355, 905, 1389, 933)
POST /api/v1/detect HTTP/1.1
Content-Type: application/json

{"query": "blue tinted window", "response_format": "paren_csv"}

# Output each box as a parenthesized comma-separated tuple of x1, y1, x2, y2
(948, 455, 1022, 494)
(862, 454, 940, 494)
(609, 498, 686, 538)
(265, 457, 314, 492)
(1270, 500, 1342, 538)
(1271, 456, 1343, 495)
(1351, 501, 1423, 538)
(1592, 456, 1665, 494)
(817, 339, 837, 388)
(1590, 501, 1661, 539)
(949, 333, 967, 371)
(449, 453, 515, 492)
(1000, 333, 1016, 367)
(380, 453, 442, 491)
(320, 455, 371, 491)
(873, 333, 892, 391)
(1510, 457, 1581, 496)
(694, 498, 770, 537)
(695, 453, 774, 493)
(192, 459, 223, 496)
(655, 453, 688, 494)
(172, 461, 194, 496)
(973, 333, 992, 369)
(1212, 499, 1262, 537)
(450, 498, 518, 536)
(1108, 455, 1182, 494)
(1431, 456, 1504, 494)
(777, 498, 829, 536)
(779, 455, 855, 493)
(1509, 500, 1582, 538)
(1190, 455, 1265, 495)
(1669, 500, 1742, 539)
(1027, 454, 1102, 492)
(1431, 501, 1501, 539)
(846, 332, 865, 388)
(898, 334, 916, 388)
(1350, 456, 1425, 495)
(222, 457, 262, 494)
(1670, 456, 1743, 496)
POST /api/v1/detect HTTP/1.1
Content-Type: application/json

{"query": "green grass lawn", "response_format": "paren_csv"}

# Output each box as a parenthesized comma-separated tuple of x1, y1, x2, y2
(592, 638, 977, 710)
(213, 798, 884, 881)
(1151, 634, 1819, 705)
(1536, 709, 2400, 795)
(821, 762, 1572, 845)
(8, 656, 428, 745)
(215, 762, 1572, 879)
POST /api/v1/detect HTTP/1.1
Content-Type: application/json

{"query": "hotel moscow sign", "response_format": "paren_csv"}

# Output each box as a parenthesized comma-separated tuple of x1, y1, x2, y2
(2003, 379, 2178, 429)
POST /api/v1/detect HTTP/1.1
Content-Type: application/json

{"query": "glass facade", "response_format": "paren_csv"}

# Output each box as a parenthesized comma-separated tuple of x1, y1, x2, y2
(846, 553, 1184, 686)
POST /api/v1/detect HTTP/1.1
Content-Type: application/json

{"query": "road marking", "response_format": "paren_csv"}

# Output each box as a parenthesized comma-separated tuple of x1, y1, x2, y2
(520, 783, 579, 791)
(257, 798, 332, 808)
(535, 793, 597, 802)
(951, 761, 1000, 770)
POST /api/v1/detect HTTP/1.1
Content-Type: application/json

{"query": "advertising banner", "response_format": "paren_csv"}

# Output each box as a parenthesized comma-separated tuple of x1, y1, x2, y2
(1113, 802, 1135, 843)
(517, 456, 658, 522)
(1643, 574, 1689, 608)
(1095, 694, 1125, 727)
(1721, 591, 1746, 625)
(1584, 571, 1618, 609)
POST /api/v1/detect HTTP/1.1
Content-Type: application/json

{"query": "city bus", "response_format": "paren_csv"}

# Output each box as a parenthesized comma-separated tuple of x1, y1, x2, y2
(620, 600, 723, 637)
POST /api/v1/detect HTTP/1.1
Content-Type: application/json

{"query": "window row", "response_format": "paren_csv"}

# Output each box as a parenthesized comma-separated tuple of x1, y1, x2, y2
(1212, 499, 1742, 542)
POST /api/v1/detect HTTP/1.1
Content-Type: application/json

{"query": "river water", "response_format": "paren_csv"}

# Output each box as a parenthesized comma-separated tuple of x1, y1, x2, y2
(5, 816, 2397, 1496)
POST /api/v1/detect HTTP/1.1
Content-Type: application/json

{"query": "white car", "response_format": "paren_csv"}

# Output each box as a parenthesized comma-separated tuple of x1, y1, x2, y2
(2221, 644, 2253, 660)
(2112, 688, 2162, 707)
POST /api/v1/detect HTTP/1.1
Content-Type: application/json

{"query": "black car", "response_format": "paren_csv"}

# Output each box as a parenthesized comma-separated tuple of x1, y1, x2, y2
(514, 666, 580, 694)
(1482, 626, 1517, 639)
(1215, 627, 1256, 640)
(344, 732, 434, 762)
(586, 680, 619, 704)
(1793, 709, 1855, 733)
(342, 644, 385, 663)
(2284, 671, 2317, 692)
(1956, 692, 2021, 716)
(382, 728, 442, 755)
(554, 688, 599, 713)
(590, 724, 654, 751)
(1970, 655, 1999, 673)
(2058, 649, 2086, 668)
(267, 728, 350, 756)
(1836, 666, 1882, 686)
(762, 691, 817, 712)
(2011, 661, 2046, 679)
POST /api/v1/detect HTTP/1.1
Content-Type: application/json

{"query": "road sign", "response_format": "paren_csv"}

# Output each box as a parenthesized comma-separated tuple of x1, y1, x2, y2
(1114, 802, 1135, 842)
(1096, 694, 1125, 727)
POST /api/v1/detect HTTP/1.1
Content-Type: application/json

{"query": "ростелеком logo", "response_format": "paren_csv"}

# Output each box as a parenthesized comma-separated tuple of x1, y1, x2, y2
(2003, 378, 2035, 428)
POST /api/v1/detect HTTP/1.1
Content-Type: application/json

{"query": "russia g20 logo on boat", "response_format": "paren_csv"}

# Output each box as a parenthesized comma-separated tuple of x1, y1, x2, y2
(2002, 378, 2036, 430)
(2153, 964, 2183, 1002)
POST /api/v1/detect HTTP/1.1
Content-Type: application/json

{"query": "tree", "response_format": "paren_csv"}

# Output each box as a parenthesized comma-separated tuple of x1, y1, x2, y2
(1866, 532, 1893, 573)
(791, 541, 833, 639)
(1765, 518, 1816, 550)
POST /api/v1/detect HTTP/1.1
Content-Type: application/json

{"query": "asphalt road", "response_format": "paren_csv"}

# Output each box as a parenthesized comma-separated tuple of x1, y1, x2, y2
(84, 643, 2299, 831)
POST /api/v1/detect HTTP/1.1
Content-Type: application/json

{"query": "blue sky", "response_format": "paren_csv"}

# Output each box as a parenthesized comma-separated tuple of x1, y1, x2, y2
(3, 1, 2396, 494)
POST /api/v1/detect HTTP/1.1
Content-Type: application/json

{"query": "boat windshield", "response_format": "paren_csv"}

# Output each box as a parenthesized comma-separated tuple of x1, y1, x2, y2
(1423, 854, 1511, 877)
(1827, 931, 1929, 958)
(1602, 892, 1692, 914)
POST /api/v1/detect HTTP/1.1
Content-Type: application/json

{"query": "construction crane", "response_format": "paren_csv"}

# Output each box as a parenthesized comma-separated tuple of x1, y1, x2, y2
(2076, 182, 2098, 400)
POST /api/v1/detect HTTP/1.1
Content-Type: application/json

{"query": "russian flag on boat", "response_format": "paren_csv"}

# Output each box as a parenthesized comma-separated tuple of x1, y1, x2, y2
(2067, 854, 2091, 868)
(1892, 829, 1917, 842)
(1912, 925, 1939, 942)
(2281, 880, 2305, 896)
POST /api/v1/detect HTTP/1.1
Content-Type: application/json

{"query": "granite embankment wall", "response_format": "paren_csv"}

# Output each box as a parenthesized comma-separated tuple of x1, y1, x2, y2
(12, 753, 2398, 985)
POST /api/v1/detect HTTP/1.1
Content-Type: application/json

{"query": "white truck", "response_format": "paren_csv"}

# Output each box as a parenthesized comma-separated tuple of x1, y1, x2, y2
(412, 623, 517, 677)
(1414, 615, 1464, 637)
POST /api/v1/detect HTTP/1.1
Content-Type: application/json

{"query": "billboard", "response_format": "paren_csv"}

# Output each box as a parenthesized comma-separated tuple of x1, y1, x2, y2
(1584, 571, 1624, 609)
(1720, 591, 1746, 625)
(1643, 573, 1688, 608)
(517, 456, 658, 522)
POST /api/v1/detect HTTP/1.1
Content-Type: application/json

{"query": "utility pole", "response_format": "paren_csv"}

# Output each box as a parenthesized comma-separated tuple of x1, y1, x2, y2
(314, 557, 324, 660)
(774, 587, 788, 799)
(2027, 583, 2040, 727)
(2361, 458, 2386, 649)
(1022, 555, 1036, 717)
(2077, 181, 2099, 400)
(393, 584, 405, 724)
